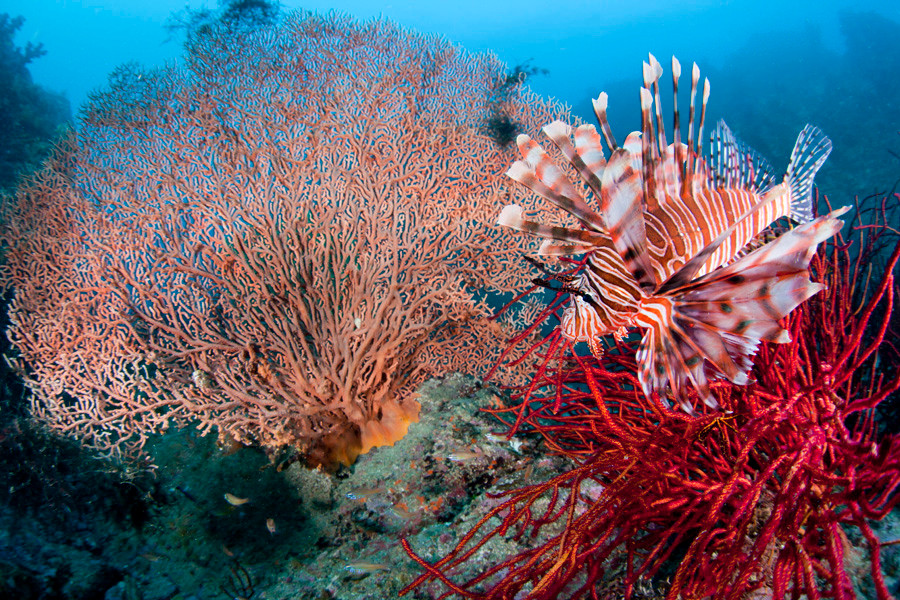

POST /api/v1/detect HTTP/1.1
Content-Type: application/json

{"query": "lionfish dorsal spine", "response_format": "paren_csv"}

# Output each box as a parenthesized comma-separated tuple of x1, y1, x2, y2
(640, 86, 661, 212)
(592, 92, 618, 153)
(696, 77, 711, 168)
(647, 54, 668, 162)
(671, 56, 684, 191)
(683, 62, 701, 194)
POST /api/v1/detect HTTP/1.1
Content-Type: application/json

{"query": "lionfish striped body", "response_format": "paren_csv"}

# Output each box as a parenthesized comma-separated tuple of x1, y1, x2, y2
(498, 55, 847, 411)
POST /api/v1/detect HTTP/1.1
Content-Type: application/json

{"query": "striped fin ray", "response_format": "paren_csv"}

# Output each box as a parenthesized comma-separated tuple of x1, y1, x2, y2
(636, 297, 715, 413)
(709, 121, 740, 189)
(709, 121, 777, 194)
(600, 148, 658, 291)
(695, 77, 711, 171)
(574, 125, 609, 176)
(538, 240, 597, 257)
(592, 92, 618, 153)
(622, 132, 644, 173)
(695, 205, 849, 286)
(723, 221, 791, 265)
(681, 64, 711, 195)
(542, 121, 607, 201)
(685, 63, 700, 175)
(647, 54, 668, 158)
(508, 135, 606, 232)
(786, 125, 832, 223)
(496, 204, 607, 255)
(671, 57, 684, 192)
(639, 87, 662, 212)
(677, 269, 824, 344)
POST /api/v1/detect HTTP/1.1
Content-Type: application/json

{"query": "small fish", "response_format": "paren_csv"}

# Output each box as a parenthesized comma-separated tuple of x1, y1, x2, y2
(498, 53, 847, 411)
(485, 432, 526, 453)
(224, 492, 250, 506)
(266, 518, 277, 534)
(387, 502, 418, 522)
(484, 432, 508, 444)
(448, 448, 483, 462)
(345, 486, 385, 501)
(343, 560, 390, 579)
(139, 552, 162, 562)
(175, 485, 199, 503)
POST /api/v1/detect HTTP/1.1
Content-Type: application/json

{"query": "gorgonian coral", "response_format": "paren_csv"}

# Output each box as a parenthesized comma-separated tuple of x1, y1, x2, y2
(403, 193, 900, 599)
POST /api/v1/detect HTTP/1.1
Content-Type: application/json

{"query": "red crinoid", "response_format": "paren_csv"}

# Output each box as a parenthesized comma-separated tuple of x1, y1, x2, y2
(401, 193, 900, 599)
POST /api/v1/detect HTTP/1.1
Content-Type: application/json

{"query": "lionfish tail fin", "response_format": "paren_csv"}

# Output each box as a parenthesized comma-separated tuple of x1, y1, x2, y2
(786, 125, 832, 223)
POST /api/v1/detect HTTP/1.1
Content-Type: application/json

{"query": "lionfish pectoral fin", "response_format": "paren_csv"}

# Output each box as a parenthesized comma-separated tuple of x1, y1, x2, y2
(508, 135, 607, 232)
(700, 205, 848, 282)
(592, 92, 618, 152)
(653, 206, 849, 406)
(542, 121, 607, 199)
(786, 125, 832, 224)
(674, 316, 751, 384)
(638, 206, 847, 410)
(587, 335, 606, 359)
(497, 204, 609, 251)
(600, 147, 658, 291)
(636, 312, 715, 413)
(537, 239, 596, 256)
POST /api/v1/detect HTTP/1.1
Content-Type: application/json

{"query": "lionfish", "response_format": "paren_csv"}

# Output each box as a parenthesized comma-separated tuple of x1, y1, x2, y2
(498, 54, 848, 412)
